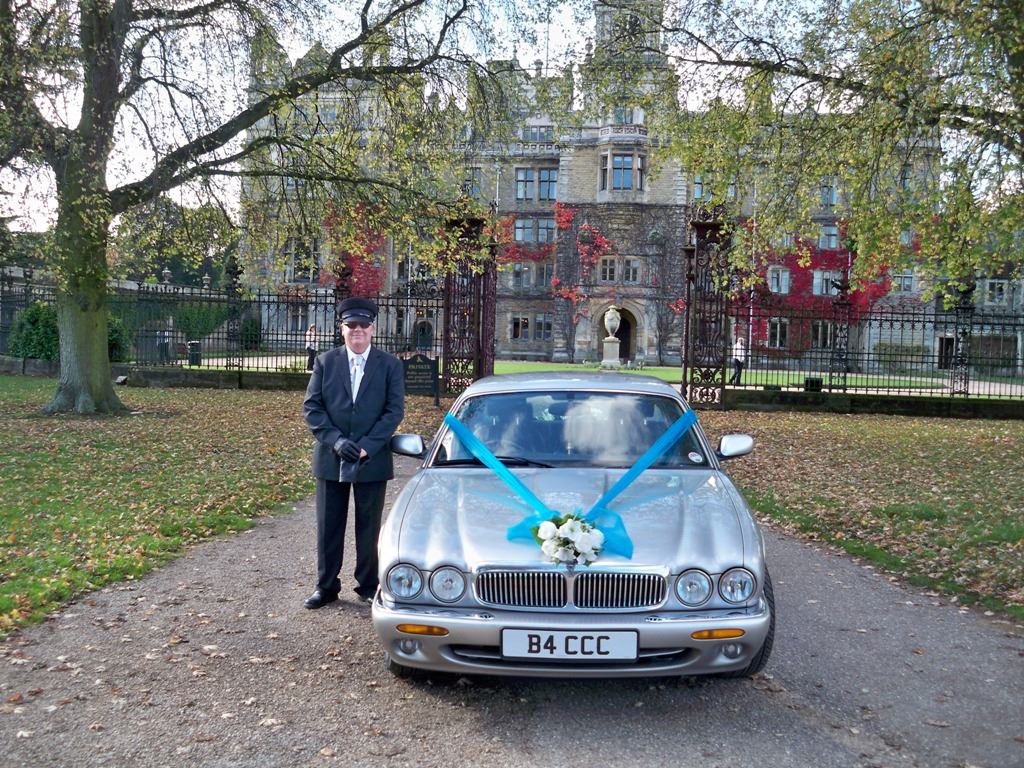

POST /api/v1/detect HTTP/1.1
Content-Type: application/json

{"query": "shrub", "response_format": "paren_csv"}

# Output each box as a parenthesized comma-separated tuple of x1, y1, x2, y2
(175, 301, 230, 340)
(874, 342, 929, 374)
(107, 315, 130, 362)
(241, 315, 262, 351)
(9, 301, 59, 361)
(9, 301, 133, 362)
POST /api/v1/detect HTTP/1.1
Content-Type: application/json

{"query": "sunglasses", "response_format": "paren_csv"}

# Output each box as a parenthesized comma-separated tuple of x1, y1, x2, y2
(343, 321, 372, 329)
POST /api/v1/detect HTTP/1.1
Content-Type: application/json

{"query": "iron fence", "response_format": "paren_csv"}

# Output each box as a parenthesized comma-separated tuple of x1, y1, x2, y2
(0, 275, 445, 374)
(726, 302, 1024, 399)
(2, 271, 1022, 400)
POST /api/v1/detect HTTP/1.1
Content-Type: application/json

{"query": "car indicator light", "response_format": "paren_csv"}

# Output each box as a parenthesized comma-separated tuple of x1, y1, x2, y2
(396, 624, 449, 636)
(691, 628, 745, 640)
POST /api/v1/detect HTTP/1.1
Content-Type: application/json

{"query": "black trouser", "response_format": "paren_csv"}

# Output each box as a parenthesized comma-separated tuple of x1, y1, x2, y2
(729, 357, 744, 384)
(306, 348, 316, 370)
(314, 478, 387, 598)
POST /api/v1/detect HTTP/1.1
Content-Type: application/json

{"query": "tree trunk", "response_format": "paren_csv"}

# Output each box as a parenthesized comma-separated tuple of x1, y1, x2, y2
(43, 161, 126, 415)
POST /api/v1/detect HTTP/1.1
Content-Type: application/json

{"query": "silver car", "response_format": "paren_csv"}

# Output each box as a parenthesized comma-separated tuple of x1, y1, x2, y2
(372, 372, 774, 679)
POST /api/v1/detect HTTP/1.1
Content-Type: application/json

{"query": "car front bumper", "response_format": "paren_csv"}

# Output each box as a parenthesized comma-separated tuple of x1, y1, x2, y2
(371, 595, 772, 678)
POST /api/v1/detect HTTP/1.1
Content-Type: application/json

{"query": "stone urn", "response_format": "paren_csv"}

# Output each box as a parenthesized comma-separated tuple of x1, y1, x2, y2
(603, 306, 621, 340)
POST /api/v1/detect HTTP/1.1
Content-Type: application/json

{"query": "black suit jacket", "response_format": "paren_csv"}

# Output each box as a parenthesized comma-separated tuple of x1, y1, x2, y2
(303, 345, 405, 483)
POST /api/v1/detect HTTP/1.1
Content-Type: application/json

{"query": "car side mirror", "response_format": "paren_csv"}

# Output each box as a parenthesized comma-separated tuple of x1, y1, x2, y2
(717, 433, 754, 460)
(391, 433, 426, 458)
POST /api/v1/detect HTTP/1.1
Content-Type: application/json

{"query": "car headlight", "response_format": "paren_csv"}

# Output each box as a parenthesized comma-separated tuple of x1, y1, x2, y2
(386, 564, 423, 599)
(675, 569, 712, 606)
(429, 566, 466, 602)
(719, 567, 756, 604)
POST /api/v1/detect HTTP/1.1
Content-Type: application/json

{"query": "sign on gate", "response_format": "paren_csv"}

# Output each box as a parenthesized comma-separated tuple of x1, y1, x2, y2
(404, 353, 439, 400)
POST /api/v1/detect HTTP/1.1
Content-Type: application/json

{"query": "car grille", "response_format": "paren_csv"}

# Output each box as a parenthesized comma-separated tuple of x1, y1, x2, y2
(475, 570, 667, 610)
(476, 570, 567, 608)
(574, 571, 667, 609)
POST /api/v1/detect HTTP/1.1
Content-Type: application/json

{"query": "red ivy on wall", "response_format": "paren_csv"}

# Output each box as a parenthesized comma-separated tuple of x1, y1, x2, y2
(321, 203, 386, 296)
(493, 216, 555, 264)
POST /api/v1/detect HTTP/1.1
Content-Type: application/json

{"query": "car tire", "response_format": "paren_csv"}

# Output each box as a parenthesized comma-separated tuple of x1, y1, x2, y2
(718, 568, 775, 678)
(384, 652, 427, 680)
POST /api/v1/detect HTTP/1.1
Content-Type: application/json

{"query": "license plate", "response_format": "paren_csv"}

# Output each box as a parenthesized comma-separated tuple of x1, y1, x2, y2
(502, 629, 637, 661)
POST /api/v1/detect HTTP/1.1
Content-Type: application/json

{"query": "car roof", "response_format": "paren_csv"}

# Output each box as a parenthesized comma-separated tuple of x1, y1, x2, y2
(461, 371, 685, 400)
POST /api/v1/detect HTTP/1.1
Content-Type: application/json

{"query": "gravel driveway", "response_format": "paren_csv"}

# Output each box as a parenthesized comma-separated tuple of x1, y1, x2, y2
(2, 456, 1022, 768)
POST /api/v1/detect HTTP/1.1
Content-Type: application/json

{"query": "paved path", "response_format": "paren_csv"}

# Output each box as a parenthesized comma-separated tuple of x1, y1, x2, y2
(1, 457, 1021, 767)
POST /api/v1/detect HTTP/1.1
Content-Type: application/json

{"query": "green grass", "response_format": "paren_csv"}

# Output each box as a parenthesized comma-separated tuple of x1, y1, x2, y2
(490, 360, 947, 389)
(699, 410, 1024, 621)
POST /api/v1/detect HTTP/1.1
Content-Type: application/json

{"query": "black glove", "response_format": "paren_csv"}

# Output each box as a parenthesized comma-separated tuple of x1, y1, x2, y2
(333, 438, 361, 462)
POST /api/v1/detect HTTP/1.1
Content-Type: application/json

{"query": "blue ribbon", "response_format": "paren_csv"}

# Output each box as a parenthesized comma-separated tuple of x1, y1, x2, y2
(443, 408, 700, 561)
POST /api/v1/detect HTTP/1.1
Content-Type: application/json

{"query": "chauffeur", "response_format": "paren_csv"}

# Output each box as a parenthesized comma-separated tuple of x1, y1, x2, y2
(302, 297, 405, 608)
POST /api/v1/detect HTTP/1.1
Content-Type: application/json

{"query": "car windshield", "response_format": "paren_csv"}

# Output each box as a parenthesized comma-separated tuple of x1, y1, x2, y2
(433, 391, 707, 468)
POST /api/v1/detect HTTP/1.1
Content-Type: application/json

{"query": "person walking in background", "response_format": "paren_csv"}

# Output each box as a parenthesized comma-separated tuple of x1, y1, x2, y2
(729, 334, 747, 385)
(302, 298, 405, 609)
(305, 323, 318, 371)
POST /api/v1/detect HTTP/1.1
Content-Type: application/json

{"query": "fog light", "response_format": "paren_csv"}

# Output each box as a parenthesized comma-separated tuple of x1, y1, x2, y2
(398, 638, 421, 655)
(723, 643, 743, 659)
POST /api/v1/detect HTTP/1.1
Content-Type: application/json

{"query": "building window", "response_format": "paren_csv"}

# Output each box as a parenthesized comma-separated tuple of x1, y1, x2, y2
(612, 154, 633, 190)
(768, 318, 788, 349)
(514, 218, 534, 242)
(622, 258, 640, 283)
(727, 180, 737, 201)
(515, 168, 535, 200)
(511, 315, 530, 341)
(899, 163, 913, 190)
(613, 106, 634, 124)
(599, 154, 608, 191)
(522, 125, 553, 142)
(810, 321, 834, 349)
(288, 303, 308, 333)
(768, 266, 790, 294)
(820, 177, 838, 208)
(538, 168, 558, 201)
(535, 261, 554, 287)
(818, 224, 839, 250)
(984, 279, 1008, 305)
(534, 313, 553, 340)
(512, 263, 531, 290)
(600, 258, 616, 282)
(693, 175, 711, 202)
(637, 155, 645, 191)
(537, 218, 556, 243)
(774, 232, 794, 250)
(813, 270, 842, 296)
(899, 229, 914, 247)
(463, 167, 481, 197)
(892, 269, 914, 293)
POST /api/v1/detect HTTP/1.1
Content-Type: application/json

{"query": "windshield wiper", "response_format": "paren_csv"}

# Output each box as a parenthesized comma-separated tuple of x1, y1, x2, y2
(433, 456, 552, 468)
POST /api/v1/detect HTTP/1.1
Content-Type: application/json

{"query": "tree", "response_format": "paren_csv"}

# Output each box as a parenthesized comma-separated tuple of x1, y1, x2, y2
(625, 0, 1023, 297)
(109, 198, 237, 286)
(0, 0, 535, 413)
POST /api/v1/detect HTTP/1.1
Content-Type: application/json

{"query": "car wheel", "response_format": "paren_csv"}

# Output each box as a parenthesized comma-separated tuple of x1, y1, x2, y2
(718, 568, 775, 678)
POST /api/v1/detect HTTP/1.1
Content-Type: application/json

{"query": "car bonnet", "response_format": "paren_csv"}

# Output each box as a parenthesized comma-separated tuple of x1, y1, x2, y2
(393, 467, 745, 572)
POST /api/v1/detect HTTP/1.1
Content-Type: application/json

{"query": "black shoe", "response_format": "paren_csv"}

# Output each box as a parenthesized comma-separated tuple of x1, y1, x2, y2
(303, 589, 339, 609)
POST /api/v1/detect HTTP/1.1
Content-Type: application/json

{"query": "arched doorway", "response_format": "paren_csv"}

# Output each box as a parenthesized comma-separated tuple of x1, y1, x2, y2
(414, 320, 434, 350)
(615, 308, 634, 361)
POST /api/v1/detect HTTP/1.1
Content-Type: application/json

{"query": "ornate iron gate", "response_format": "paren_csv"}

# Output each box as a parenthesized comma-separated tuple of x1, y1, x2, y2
(681, 207, 732, 407)
(442, 224, 497, 395)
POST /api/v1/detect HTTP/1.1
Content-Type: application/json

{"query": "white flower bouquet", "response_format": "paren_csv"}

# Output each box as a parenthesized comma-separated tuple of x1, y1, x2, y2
(533, 513, 605, 565)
